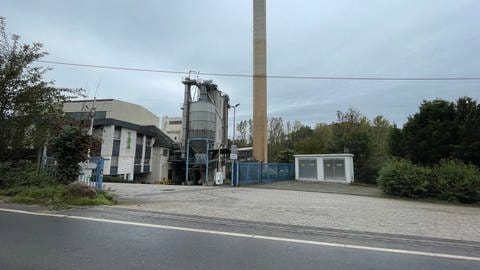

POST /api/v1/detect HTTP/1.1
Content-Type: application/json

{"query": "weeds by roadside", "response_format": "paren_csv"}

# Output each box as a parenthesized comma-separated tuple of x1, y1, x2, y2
(0, 184, 116, 209)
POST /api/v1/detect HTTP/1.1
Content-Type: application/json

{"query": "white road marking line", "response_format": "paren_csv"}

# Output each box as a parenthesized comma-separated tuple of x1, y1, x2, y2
(1, 207, 479, 262)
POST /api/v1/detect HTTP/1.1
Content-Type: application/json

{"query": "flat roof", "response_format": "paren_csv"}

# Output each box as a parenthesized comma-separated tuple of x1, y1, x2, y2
(294, 154, 354, 158)
(66, 99, 114, 103)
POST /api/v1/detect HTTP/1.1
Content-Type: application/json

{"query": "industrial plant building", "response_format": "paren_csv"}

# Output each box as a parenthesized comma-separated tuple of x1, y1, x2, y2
(167, 77, 230, 185)
(63, 99, 178, 183)
(161, 116, 183, 144)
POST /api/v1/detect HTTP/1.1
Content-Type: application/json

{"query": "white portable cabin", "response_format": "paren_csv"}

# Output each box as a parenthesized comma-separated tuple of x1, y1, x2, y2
(294, 154, 354, 183)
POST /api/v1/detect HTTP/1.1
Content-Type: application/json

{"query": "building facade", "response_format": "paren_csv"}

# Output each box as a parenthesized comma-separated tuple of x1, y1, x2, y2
(63, 99, 178, 183)
(161, 116, 183, 143)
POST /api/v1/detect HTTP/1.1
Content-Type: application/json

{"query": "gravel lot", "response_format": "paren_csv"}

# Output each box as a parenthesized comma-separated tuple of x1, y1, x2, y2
(105, 183, 480, 242)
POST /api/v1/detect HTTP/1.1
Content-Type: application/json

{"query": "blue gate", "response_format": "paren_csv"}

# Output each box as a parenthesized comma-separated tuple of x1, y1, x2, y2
(237, 163, 295, 186)
(78, 157, 104, 190)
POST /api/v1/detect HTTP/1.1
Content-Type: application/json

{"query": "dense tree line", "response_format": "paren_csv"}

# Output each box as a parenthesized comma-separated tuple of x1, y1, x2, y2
(238, 96, 479, 185)
(389, 97, 480, 167)
(236, 109, 391, 183)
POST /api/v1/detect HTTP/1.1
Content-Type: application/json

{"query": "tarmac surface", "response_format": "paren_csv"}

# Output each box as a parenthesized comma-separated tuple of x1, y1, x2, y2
(1, 206, 480, 270)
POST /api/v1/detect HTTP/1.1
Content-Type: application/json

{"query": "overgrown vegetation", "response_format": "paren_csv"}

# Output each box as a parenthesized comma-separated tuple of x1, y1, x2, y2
(0, 161, 115, 207)
(0, 19, 114, 207)
(1, 185, 115, 207)
(50, 126, 91, 184)
(0, 17, 82, 162)
(378, 159, 480, 203)
(0, 160, 55, 188)
(377, 97, 480, 203)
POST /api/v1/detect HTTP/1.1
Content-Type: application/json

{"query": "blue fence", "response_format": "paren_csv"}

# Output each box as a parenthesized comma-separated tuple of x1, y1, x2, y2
(238, 163, 295, 186)
(41, 156, 57, 178)
(41, 156, 104, 190)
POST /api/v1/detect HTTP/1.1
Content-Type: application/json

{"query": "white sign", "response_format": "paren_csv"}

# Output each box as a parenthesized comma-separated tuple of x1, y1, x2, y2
(230, 154, 238, 160)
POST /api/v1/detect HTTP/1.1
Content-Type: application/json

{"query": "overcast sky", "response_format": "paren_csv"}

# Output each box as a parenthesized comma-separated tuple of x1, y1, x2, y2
(3, 0, 480, 129)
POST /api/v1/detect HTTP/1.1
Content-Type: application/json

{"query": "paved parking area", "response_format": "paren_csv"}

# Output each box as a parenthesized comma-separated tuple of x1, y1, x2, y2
(249, 181, 383, 197)
(105, 183, 480, 242)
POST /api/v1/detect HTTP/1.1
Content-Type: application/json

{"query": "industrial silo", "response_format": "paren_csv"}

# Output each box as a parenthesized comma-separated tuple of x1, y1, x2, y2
(188, 101, 216, 152)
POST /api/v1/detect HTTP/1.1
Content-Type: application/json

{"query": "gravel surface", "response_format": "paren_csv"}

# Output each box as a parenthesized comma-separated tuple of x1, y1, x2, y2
(105, 183, 480, 242)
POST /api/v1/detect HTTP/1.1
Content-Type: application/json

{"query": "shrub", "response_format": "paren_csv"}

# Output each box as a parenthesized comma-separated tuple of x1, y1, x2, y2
(103, 175, 129, 183)
(377, 159, 430, 198)
(0, 160, 56, 188)
(4, 184, 115, 207)
(50, 126, 91, 184)
(431, 160, 480, 203)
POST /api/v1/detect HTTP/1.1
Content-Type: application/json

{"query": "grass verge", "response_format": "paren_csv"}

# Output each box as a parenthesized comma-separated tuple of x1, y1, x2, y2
(0, 185, 116, 208)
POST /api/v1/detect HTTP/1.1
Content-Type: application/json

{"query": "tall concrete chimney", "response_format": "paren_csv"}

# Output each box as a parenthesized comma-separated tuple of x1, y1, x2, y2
(253, 0, 268, 162)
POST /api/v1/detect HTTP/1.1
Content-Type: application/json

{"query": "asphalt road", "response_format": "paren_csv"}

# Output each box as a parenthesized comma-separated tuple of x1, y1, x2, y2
(1, 207, 479, 270)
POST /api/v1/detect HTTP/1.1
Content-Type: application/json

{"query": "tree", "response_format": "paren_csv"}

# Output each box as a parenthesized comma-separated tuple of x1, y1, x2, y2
(391, 97, 480, 166)
(452, 97, 480, 166)
(276, 149, 295, 163)
(50, 126, 91, 184)
(0, 17, 82, 161)
(401, 99, 456, 165)
(388, 124, 406, 158)
(330, 109, 376, 183)
(236, 120, 251, 147)
(268, 117, 286, 160)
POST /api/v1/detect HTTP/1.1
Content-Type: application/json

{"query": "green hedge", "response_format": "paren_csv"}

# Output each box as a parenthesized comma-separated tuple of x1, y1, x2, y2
(377, 159, 429, 198)
(377, 159, 480, 203)
(102, 175, 130, 183)
(431, 160, 480, 203)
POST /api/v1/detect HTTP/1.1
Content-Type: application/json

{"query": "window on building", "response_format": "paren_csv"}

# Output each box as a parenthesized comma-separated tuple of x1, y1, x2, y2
(145, 136, 152, 146)
(134, 157, 142, 165)
(169, 120, 182, 125)
(111, 156, 119, 166)
(113, 127, 121, 140)
(163, 149, 169, 157)
(144, 158, 150, 165)
(136, 134, 144, 145)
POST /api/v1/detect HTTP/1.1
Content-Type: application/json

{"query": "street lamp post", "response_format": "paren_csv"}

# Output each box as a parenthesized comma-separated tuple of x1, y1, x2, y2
(232, 103, 240, 144)
(230, 103, 240, 187)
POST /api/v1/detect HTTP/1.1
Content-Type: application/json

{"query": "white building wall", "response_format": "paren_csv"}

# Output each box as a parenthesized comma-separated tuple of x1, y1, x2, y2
(116, 127, 136, 178)
(101, 125, 114, 174)
(146, 147, 170, 183)
(161, 116, 183, 143)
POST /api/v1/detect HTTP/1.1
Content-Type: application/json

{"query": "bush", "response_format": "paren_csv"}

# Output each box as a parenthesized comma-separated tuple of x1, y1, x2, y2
(431, 160, 480, 203)
(3, 184, 115, 207)
(103, 175, 129, 183)
(377, 159, 430, 198)
(50, 126, 91, 184)
(0, 161, 56, 188)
